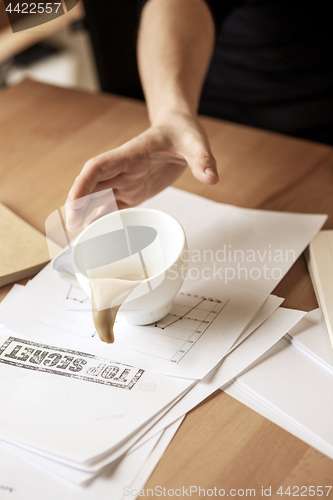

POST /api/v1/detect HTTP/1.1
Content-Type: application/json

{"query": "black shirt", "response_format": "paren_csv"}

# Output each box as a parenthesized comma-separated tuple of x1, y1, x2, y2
(141, 0, 333, 144)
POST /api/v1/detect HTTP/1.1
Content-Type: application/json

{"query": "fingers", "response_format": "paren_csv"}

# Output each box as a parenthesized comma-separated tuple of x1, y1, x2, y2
(65, 149, 130, 230)
(66, 133, 149, 205)
(65, 117, 219, 233)
(167, 116, 219, 185)
(181, 134, 219, 184)
(65, 188, 118, 232)
(188, 150, 219, 184)
(67, 152, 122, 205)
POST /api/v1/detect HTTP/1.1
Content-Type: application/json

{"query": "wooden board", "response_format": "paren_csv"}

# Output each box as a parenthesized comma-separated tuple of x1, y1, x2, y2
(0, 202, 50, 286)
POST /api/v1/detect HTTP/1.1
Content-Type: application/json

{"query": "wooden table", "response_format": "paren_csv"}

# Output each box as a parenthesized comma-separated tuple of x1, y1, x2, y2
(1, 79, 333, 498)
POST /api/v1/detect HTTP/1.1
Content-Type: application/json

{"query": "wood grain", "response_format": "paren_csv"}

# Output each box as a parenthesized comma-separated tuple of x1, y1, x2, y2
(1, 79, 333, 496)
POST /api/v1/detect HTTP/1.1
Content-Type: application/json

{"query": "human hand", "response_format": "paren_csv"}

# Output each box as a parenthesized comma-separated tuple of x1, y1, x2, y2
(65, 112, 218, 230)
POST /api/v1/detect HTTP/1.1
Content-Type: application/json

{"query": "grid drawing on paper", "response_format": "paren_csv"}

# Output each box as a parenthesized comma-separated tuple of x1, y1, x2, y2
(66, 285, 90, 304)
(150, 293, 228, 362)
(37, 285, 228, 364)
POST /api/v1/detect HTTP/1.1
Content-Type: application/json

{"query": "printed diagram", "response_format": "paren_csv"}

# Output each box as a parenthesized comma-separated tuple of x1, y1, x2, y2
(152, 293, 228, 363)
(63, 286, 228, 364)
(66, 285, 90, 305)
(155, 293, 223, 329)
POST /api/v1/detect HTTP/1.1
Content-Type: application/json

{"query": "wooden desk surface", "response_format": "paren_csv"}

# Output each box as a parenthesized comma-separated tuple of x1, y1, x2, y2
(1, 79, 333, 498)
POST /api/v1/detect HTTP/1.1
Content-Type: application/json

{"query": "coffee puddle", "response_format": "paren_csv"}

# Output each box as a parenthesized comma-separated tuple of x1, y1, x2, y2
(89, 272, 147, 344)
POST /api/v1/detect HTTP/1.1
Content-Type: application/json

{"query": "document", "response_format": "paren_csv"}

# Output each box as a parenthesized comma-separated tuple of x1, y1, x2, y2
(0, 306, 304, 487)
(0, 392, 187, 482)
(0, 420, 183, 500)
(116, 307, 306, 447)
(228, 294, 284, 353)
(0, 326, 192, 465)
(120, 418, 185, 500)
(0, 264, 268, 379)
(0, 188, 325, 378)
(290, 308, 333, 365)
(141, 188, 327, 295)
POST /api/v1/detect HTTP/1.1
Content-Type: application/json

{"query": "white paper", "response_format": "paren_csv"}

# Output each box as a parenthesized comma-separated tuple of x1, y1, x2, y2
(227, 294, 284, 353)
(0, 302, 303, 490)
(224, 310, 333, 460)
(15, 293, 281, 480)
(0, 327, 192, 465)
(122, 307, 306, 444)
(288, 309, 333, 366)
(43, 292, 285, 476)
(141, 188, 327, 294)
(0, 424, 171, 500)
(0, 284, 26, 313)
(0, 390, 189, 481)
(121, 418, 184, 500)
(0, 265, 268, 379)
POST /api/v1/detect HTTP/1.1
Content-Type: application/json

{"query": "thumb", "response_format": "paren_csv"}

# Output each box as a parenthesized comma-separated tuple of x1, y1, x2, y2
(187, 149, 219, 185)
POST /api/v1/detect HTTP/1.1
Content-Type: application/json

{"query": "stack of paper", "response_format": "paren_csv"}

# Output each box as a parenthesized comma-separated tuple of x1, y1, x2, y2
(0, 188, 327, 497)
(224, 309, 333, 460)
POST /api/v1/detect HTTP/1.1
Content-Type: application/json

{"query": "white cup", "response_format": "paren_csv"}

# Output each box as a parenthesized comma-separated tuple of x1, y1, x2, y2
(53, 208, 188, 325)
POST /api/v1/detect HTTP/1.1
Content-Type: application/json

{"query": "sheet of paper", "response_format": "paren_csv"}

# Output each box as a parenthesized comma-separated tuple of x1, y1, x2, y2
(0, 422, 177, 500)
(26, 308, 305, 480)
(0, 390, 189, 481)
(0, 289, 283, 365)
(224, 310, 333, 460)
(0, 326, 192, 465)
(121, 308, 306, 445)
(223, 380, 333, 462)
(0, 264, 268, 379)
(0, 298, 303, 484)
(288, 309, 333, 366)
(120, 418, 184, 500)
(35, 297, 284, 477)
(140, 188, 326, 295)
(0, 297, 291, 480)
(227, 294, 284, 353)
(0, 307, 304, 474)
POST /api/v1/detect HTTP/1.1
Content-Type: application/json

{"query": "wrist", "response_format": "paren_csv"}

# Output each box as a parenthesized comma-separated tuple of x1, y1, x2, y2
(150, 102, 197, 127)
(145, 81, 198, 125)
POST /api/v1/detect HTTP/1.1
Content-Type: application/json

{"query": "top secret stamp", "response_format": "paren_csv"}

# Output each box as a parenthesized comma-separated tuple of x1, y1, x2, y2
(0, 337, 144, 389)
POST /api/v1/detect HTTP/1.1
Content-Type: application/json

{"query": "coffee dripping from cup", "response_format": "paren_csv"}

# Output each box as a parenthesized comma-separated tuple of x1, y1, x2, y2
(54, 225, 160, 343)
(52, 209, 188, 344)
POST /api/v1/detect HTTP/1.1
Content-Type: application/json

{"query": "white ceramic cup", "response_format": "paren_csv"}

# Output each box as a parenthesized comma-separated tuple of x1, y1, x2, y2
(53, 208, 188, 325)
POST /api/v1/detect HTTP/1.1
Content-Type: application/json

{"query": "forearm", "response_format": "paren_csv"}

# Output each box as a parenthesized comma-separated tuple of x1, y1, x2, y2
(137, 0, 215, 124)
(66, 0, 217, 210)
